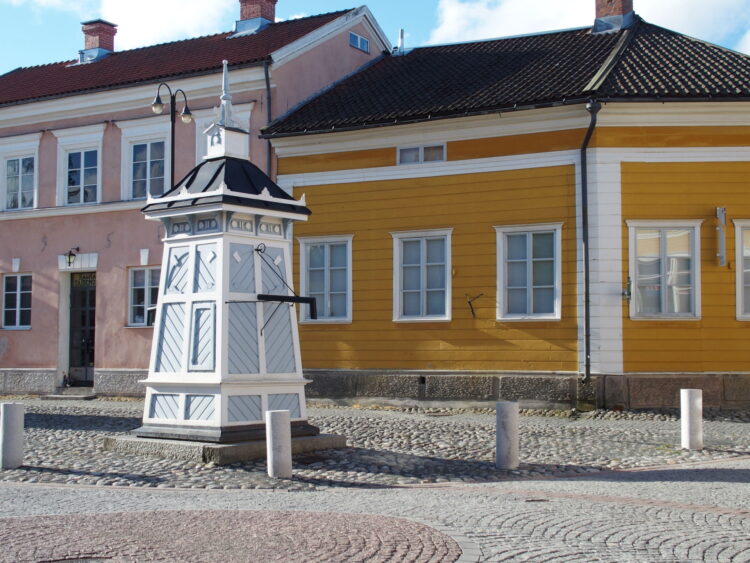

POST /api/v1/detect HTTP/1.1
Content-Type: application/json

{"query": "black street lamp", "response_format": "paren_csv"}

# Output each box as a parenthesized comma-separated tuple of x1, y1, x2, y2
(151, 83, 193, 190)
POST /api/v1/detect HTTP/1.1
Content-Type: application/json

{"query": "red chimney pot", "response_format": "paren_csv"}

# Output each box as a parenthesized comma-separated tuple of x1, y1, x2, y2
(239, 0, 277, 22)
(82, 19, 117, 52)
(595, 0, 633, 19)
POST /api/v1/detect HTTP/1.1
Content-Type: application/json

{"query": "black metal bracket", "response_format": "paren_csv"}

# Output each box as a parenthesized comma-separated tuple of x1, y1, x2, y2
(226, 295, 317, 320)
(258, 294, 317, 320)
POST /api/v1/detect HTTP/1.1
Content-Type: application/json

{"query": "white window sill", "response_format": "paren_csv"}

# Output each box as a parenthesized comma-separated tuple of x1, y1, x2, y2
(300, 318, 352, 325)
(1, 326, 31, 331)
(629, 315, 701, 321)
(393, 317, 452, 323)
(497, 315, 561, 322)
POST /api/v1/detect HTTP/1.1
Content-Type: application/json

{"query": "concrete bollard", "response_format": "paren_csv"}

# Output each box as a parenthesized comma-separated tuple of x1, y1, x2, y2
(266, 410, 292, 479)
(495, 401, 519, 470)
(1, 403, 24, 470)
(680, 389, 703, 450)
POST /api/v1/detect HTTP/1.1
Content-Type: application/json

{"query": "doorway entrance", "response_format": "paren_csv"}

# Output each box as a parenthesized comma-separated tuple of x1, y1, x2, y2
(69, 272, 96, 386)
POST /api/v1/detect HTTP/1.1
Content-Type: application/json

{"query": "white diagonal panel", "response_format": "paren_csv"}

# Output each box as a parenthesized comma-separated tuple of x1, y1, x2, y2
(194, 243, 217, 292)
(229, 243, 255, 293)
(185, 394, 215, 421)
(228, 302, 259, 374)
(166, 247, 189, 294)
(155, 303, 185, 373)
(150, 393, 179, 419)
(227, 395, 262, 422)
(268, 393, 300, 418)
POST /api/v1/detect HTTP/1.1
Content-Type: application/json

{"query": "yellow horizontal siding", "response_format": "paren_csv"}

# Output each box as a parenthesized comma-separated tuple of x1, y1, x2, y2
(278, 126, 750, 175)
(279, 147, 395, 175)
(622, 161, 750, 373)
(295, 165, 578, 372)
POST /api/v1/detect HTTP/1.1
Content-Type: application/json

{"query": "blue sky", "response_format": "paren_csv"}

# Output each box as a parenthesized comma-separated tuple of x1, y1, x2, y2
(1, 0, 749, 76)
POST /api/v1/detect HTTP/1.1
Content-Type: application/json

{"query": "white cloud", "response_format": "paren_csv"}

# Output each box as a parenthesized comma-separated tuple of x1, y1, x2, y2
(101, 0, 236, 49)
(428, 0, 750, 53)
(2, 0, 240, 49)
(738, 30, 750, 54)
(1, 0, 96, 13)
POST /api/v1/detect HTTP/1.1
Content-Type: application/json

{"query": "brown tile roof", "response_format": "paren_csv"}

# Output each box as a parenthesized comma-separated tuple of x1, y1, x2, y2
(0, 10, 349, 107)
(264, 16, 750, 136)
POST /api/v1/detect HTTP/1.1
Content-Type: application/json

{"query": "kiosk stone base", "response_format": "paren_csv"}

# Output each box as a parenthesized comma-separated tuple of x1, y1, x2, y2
(104, 433, 347, 465)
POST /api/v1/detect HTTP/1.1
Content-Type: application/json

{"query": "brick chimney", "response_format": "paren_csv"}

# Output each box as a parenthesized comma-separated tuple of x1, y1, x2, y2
(596, 0, 633, 19)
(82, 19, 117, 52)
(593, 0, 634, 33)
(239, 0, 277, 22)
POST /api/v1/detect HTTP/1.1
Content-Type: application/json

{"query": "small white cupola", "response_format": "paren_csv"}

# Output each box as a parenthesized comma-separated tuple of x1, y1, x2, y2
(203, 60, 250, 160)
(79, 19, 117, 63)
(231, 0, 277, 37)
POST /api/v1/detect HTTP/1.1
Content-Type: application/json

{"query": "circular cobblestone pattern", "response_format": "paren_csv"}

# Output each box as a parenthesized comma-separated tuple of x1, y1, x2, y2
(0, 510, 461, 563)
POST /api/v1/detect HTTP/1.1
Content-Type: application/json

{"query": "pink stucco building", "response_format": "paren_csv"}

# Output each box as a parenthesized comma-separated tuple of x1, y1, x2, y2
(0, 0, 389, 394)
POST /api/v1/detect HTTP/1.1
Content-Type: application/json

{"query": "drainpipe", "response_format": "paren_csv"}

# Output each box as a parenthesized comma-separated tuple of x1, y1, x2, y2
(580, 99, 601, 384)
(263, 60, 273, 176)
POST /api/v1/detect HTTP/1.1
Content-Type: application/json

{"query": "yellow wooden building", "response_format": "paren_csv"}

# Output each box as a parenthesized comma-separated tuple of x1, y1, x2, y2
(263, 2, 750, 409)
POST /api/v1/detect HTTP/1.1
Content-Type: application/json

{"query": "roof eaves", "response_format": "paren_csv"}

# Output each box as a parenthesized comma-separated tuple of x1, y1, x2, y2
(0, 59, 270, 109)
(262, 97, 593, 139)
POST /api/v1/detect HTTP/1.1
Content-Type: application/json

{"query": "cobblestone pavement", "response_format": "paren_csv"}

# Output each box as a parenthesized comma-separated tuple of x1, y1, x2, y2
(0, 398, 749, 561)
(2, 398, 749, 490)
(1, 457, 749, 562)
(0, 510, 461, 562)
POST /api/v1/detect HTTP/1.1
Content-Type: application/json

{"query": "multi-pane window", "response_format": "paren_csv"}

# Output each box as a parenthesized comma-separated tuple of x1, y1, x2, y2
(629, 222, 701, 318)
(3, 274, 31, 328)
(349, 31, 369, 53)
(398, 144, 445, 165)
(393, 230, 451, 320)
(742, 228, 750, 317)
(132, 141, 165, 198)
(66, 150, 98, 204)
(496, 224, 561, 319)
(734, 222, 750, 319)
(129, 267, 160, 326)
(300, 237, 352, 322)
(6, 157, 34, 209)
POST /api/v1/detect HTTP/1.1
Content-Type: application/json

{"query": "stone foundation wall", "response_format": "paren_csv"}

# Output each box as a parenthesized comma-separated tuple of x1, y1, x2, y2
(93, 370, 147, 396)
(305, 371, 592, 410)
(2, 367, 748, 410)
(0, 369, 57, 394)
(604, 374, 750, 409)
(305, 371, 750, 410)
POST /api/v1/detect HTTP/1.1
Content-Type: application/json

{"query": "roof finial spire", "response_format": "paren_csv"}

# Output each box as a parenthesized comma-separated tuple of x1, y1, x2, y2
(217, 59, 238, 128)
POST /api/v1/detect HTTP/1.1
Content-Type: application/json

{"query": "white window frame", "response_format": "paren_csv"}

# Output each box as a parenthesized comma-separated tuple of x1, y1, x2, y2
(627, 219, 703, 320)
(117, 117, 170, 201)
(397, 144, 446, 165)
(2, 273, 32, 329)
(349, 31, 370, 53)
(298, 235, 353, 324)
(392, 228, 452, 322)
(495, 223, 563, 321)
(54, 124, 105, 206)
(192, 105, 253, 165)
(128, 266, 161, 327)
(734, 219, 750, 321)
(0, 133, 40, 212)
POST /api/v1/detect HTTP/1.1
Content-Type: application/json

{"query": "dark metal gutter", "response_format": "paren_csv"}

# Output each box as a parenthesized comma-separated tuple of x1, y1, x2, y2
(579, 100, 601, 384)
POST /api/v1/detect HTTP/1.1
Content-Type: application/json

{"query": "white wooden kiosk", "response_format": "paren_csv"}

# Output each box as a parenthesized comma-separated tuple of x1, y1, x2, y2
(132, 63, 322, 446)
